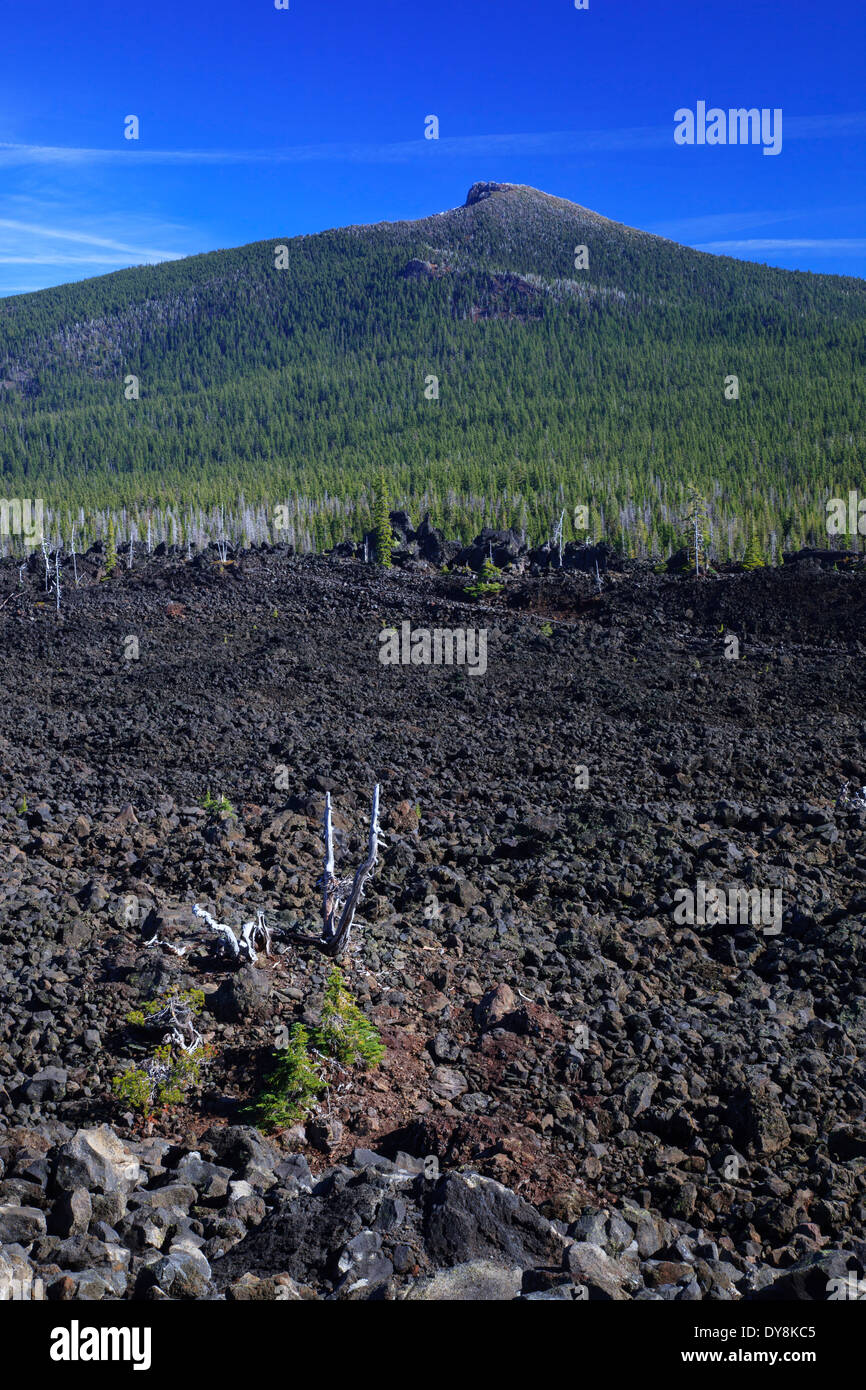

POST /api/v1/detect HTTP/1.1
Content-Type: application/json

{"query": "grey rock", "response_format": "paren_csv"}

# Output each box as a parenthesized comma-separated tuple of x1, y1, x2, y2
(747, 1250, 862, 1301)
(132, 1183, 198, 1211)
(50, 1187, 92, 1237)
(571, 1211, 608, 1245)
(350, 1148, 393, 1171)
(212, 967, 271, 1023)
(150, 1247, 212, 1299)
(426, 1172, 567, 1269)
(54, 1126, 141, 1196)
(21, 1067, 67, 1103)
(0, 1204, 47, 1244)
(403, 1260, 523, 1301)
(174, 1154, 233, 1199)
(0, 1245, 41, 1300)
(429, 1066, 468, 1100)
(336, 1230, 393, 1293)
(623, 1072, 658, 1118)
(475, 984, 517, 1030)
(564, 1242, 631, 1300)
(607, 1211, 635, 1254)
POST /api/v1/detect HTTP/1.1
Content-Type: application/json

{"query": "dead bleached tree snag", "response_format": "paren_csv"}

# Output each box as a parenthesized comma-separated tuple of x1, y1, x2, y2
(322, 784, 382, 957)
(139, 994, 204, 1054)
(836, 781, 866, 810)
(175, 788, 380, 966)
(191, 903, 273, 963)
(241, 909, 273, 960)
(552, 509, 565, 568)
(287, 784, 382, 959)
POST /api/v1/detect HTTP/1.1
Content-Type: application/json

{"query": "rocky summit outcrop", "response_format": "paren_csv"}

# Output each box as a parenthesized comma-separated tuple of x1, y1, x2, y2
(400, 258, 452, 281)
(0, 546, 864, 1297)
(464, 182, 516, 206)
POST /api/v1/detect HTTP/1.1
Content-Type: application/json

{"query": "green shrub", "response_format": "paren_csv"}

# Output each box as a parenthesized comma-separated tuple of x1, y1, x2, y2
(200, 789, 236, 819)
(112, 1044, 210, 1117)
(742, 527, 766, 569)
(105, 517, 117, 575)
(112, 1066, 154, 1115)
(117, 986, 210, 1116)
(246, 972, 384, 1133)
(152, 1043, 208, 1108)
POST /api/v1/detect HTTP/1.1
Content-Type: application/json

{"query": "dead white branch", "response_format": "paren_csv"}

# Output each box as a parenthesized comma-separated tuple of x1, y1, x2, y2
(186, 786, 382, 967)
(192, 903, 242, 959)
(323, 784, 382, 957)
(144, 933, 187, 957)
(836, 780, 866, 810)
(552, 509, 564, 567)
(192, 902, 272, 963)
(137, 995, 203, 1054)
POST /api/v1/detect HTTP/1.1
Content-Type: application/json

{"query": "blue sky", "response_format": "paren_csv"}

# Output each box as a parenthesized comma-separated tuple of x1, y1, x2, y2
(0, 0, 863, 296)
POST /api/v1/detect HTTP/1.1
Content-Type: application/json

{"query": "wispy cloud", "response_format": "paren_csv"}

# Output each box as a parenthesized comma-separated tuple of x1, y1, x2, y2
(784, 112, 866, 140)
(0, 204, 189, 293)
(0, 112, 861, 170)
(0, 217, 184, 260)
(694, 238, 866, 254)
(0, 254, 171, 266)
(0, 130, 666, 168)
(649, 209, 809, 240)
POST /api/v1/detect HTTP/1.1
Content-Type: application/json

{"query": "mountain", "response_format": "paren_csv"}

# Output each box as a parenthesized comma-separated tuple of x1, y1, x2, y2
(0, 181, 864, 556)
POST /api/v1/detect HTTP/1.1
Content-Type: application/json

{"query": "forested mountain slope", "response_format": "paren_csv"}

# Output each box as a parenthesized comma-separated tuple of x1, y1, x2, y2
(1, 181, 863, 555)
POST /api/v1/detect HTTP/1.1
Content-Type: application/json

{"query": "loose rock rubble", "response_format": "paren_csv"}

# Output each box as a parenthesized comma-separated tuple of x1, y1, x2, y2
(0, 1128, 862, 1300)
(0, 544, 864, 1298)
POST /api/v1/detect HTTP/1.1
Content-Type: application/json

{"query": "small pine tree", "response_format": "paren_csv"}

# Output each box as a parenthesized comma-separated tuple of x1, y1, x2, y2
(105, 517, 117, 574)
(315, 967, 385, 1068)
(373, 474, 393, 568)
(466, 555, 504, 598)
(246, 1024, 326, 1130)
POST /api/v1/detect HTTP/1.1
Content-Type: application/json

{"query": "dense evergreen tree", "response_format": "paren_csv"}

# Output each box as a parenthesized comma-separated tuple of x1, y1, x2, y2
(105, 516, 117, 574)
(373, 473, 392, 568)
(742, 525, 766, 569)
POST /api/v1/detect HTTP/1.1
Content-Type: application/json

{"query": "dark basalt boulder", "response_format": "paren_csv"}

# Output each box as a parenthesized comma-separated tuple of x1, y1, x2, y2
(455, 527, 526, 571)
(666, 545, 692, 574)
(425, 1172, 568, 1268)
(526, 539, 621, 573)
(211, 967, 272, 1024)
(783, 547, 864, 569)
(563, 540, 622, 573)
(416, 513, 459, 566)
(388, 510, 414, 543)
